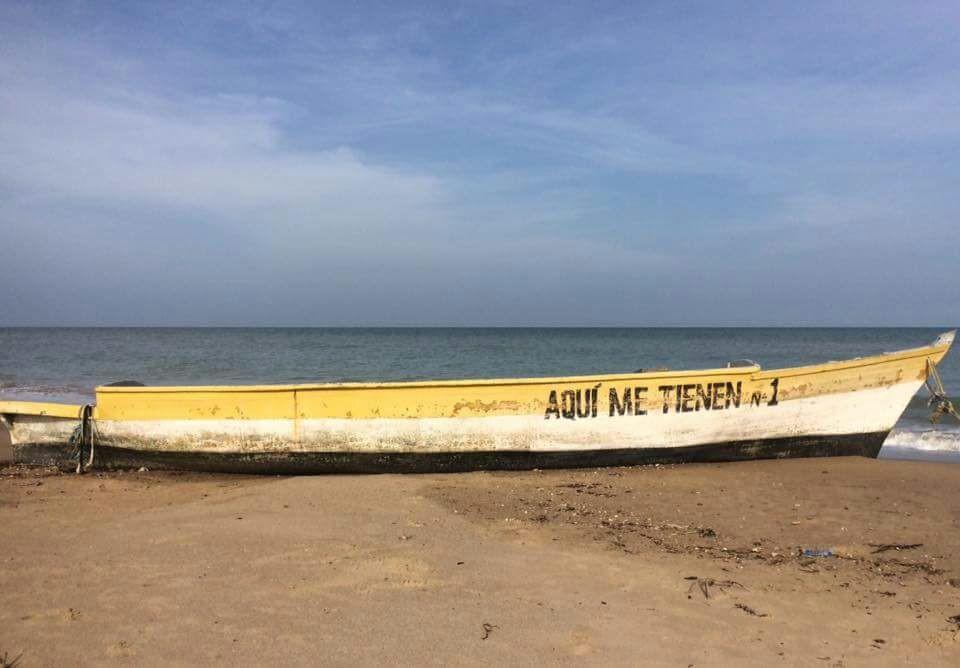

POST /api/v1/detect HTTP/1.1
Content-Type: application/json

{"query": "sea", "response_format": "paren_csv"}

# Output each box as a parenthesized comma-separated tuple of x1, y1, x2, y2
(1, 327, 957, 463)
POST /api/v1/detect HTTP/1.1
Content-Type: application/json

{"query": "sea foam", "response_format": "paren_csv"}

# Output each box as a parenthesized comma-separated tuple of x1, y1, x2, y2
(884, 428, 960, 453)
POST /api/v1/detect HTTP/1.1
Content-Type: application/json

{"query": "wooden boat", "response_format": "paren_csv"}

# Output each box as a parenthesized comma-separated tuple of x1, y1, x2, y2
(0, 331, 955, 473)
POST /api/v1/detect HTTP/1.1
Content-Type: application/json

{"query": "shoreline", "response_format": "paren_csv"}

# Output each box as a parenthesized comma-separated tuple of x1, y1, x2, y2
(2, 457, 959, 664)
(880, 445, 960, 463)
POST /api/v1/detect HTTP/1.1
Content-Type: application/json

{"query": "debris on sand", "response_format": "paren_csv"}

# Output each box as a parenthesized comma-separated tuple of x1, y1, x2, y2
(684, 577, 746, 600)
(480, 622, 499, 640)
(868, 543, 922, 554)
(1, 650, 23, 668)
(800, 548, 834, 558)
(734, 603, 768, 618)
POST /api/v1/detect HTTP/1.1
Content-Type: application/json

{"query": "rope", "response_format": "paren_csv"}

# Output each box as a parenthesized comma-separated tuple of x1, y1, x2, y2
(70, 421, 83, 473)
(924, 359, 960, 424)
(71, 404, 94, 473)
(72, 405, 85, 473)
(86, 410, 97, 470)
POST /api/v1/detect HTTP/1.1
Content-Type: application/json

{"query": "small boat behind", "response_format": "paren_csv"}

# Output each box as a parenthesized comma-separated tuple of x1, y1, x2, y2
(1, 331, 955, 474)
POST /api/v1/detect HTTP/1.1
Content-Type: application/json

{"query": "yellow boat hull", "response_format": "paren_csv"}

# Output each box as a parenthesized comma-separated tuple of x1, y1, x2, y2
(1, 331, 954, 473)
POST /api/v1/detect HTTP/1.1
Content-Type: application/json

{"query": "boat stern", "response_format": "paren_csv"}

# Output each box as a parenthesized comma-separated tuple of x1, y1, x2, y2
(0, 401, 84, 470)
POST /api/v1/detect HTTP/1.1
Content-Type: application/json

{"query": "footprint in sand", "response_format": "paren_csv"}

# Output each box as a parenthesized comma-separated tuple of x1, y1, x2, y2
(19, 607, 80, 624)
(568, 627, 596, 656)
(106, 640, 135, 658)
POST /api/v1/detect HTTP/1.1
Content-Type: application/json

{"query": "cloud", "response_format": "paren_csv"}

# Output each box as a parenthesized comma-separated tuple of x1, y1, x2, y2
(0, 36, 673, 325)
(0, 86, 442, 230)
(1, 2, 958, 326)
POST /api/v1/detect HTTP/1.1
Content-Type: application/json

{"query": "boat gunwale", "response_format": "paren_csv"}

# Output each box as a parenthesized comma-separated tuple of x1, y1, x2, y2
(0, 401, 84, 419)
(91, 334, 954, 394)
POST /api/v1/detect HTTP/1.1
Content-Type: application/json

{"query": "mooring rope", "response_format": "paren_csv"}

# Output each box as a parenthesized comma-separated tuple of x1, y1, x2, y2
(925, 359, 960, 424)
(70, 426, 82, 473)
(85, 409, 97, 470)
(71, 404, 94, 473)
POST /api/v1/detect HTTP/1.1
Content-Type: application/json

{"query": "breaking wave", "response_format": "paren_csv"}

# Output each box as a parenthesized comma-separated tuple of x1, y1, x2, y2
(883, 428, 960, 453)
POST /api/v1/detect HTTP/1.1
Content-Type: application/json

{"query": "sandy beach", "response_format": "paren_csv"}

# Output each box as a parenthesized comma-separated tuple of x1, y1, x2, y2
(1, 458, 958, 666)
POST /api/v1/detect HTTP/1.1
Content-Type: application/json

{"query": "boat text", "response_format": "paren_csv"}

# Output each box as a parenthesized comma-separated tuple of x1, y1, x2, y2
(544, 379, 780, 419)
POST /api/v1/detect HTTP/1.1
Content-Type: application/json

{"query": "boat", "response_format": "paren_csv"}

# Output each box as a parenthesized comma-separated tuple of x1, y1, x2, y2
(0, 331, 955, 473)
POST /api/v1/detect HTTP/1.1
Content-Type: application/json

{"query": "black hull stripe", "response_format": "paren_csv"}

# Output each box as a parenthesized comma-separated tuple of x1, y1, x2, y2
(13, 432, 889, 474)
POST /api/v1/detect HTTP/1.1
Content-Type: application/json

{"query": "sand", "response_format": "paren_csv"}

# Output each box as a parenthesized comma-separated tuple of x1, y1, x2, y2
(2, 457, 959, 666)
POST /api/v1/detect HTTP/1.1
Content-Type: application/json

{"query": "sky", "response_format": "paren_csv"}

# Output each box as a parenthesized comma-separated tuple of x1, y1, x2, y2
(1, 1, 958, 326)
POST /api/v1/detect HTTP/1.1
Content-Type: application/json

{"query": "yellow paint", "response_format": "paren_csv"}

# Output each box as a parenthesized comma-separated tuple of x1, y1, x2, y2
(95, 389, 296, 421)
(0, 401, 83, 419)
(0, 333, 951, 426)
(85, 332, 953, 422)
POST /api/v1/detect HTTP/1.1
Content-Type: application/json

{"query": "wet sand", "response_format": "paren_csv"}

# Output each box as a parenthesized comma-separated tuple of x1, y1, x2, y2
(2, 457, 959, 665)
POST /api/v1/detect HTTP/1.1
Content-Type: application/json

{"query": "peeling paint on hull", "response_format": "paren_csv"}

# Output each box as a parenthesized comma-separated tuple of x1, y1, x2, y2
(86, 382, 922, 454)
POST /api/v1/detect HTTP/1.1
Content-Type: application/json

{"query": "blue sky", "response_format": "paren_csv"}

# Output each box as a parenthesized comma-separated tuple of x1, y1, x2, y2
(1, 1, 958, 326)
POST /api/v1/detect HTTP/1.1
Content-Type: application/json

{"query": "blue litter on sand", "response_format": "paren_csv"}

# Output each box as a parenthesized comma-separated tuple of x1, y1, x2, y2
(801, 548, 835, 558)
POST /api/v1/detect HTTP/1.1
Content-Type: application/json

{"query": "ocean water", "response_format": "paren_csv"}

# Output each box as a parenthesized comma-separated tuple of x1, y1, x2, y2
(1, 327, 957, 461)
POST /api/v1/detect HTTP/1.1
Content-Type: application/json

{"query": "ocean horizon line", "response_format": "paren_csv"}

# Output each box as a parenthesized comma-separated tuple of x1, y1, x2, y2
(1, 324, 956, 330)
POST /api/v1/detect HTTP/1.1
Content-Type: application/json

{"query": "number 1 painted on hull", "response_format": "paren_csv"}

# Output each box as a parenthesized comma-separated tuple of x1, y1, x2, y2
(768, 378, 780, 406)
